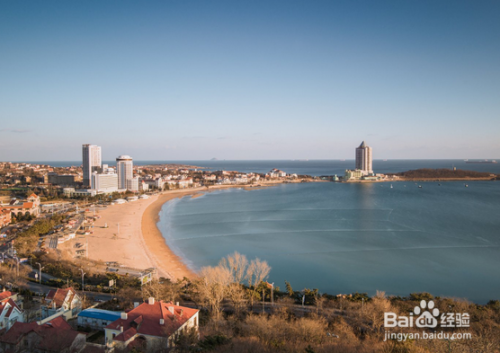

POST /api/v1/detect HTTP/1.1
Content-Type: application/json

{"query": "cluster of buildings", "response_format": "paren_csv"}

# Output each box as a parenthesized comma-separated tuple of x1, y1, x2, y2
(64, 144, 150, 197)
(0, 287, 199, 352)
(344, 141, 380, 181)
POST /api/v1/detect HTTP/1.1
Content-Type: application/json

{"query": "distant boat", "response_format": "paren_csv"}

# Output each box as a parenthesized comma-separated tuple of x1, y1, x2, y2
(390, 184, 393, 189)
(438, 183, 441, 186)
(465, 184, 468, 188)
(418, 185, 422, 188)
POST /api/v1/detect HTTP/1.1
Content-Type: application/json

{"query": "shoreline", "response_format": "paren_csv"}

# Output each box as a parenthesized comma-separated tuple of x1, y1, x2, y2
(141, 189, 204, 281)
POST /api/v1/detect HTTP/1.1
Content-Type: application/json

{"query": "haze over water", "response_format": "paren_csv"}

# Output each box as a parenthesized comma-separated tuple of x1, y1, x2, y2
(156, 160, 500, 303)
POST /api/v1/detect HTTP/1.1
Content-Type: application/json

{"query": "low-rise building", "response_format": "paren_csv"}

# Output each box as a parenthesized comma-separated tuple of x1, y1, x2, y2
(45, 172, 76, 186)
(126, 176, 140, 192)
(77, 308, 121, 330)
(41, 287, 82, 321)
(105, 298, 199, 351)
(91, 171, 118, 193)
(0, 193, 40, 218)
(344, 169, 365, 180)
(0, 291, 24, 331)
(0, 316, 86, 353)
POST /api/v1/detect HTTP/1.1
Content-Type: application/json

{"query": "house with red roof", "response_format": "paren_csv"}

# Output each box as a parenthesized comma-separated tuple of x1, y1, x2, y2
(1, 193, 40, 218)
(0, 291, 24, 332)
(0, 316, 86, 352)
(41, 287, 82, 321)
(104, 298, 199, 351)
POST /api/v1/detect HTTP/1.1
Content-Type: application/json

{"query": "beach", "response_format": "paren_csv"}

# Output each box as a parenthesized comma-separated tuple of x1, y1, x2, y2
(85, 188, 207, 281)
(140, 190, 202, 280)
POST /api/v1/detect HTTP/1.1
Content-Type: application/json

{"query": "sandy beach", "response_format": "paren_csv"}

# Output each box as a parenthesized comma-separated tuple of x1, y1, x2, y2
(140, 190, 203, 280)
(84, 188, 207, 281)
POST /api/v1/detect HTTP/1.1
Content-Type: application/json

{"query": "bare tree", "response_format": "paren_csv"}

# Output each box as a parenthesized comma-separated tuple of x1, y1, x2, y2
(226, 282, 247, 317)
(245, 258, 271, 308)
(219, 251, 248, 284)
(198, 265, 232, 321)
(142, 280, 180, 303)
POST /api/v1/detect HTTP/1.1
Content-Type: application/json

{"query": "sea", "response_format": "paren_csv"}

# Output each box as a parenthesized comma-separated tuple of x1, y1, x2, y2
(149, 160, 500, 304)
(22, 159, 500, 302)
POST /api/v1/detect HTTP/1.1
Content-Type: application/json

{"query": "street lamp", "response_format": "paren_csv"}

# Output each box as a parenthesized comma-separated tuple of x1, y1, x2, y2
(35, 262, 43, 284)
(15, 257, 19, 277)
(271, 282, 274, 307)
(80, 268, 86, 292)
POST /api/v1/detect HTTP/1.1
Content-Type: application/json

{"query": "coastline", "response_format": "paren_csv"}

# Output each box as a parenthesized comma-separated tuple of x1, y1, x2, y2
(141, 189, 203, 281)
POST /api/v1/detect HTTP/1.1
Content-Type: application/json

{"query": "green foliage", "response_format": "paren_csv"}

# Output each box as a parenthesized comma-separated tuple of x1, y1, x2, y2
(285, 280, 294, 297)
(197, 335, 231, 351)
(394, 168, 492, 179)
(173, 327, 199, 352)
(305, 345, 316, 353)
(348, 292, 371, 302)
(408, 292, 434, 302)
(487, 300, 500, 311)
(14, 214, 65, 255)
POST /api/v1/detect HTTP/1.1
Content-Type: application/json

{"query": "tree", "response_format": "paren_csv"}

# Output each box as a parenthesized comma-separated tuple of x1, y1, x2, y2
(141, 280, 180, 303)
(219, 251, 248, 284)
(285, 280, 294, 297)
(245, 258, 271, 308)
(197, 265, 232, 321)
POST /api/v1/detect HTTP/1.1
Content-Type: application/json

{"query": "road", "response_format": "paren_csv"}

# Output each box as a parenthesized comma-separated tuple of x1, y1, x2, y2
(25, 280, 113, 302)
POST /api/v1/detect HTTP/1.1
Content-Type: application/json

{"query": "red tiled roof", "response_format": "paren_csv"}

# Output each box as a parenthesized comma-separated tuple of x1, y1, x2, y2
(46, 287, 75, 308)
(29, 193, 38, 198)
(106, 301, 198, 340)
(114, 327, 137, 341)
(0, 298, 21, 318)
(0, 291, 14, 301)
(0, 316, 78, 350)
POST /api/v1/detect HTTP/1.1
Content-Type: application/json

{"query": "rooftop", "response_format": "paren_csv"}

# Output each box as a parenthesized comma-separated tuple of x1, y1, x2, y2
(106, 299, 198, 340)
(78, 308, 122, 322)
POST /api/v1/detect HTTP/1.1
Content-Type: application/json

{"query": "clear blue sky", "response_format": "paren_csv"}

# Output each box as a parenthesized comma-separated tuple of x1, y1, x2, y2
(1, 0, 499, 161)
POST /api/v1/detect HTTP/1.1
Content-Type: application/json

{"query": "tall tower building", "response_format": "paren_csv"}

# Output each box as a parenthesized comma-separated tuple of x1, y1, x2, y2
(116, 155, 133, 189)
(82, 144, 102, 187)
(355, 141, 373, 174)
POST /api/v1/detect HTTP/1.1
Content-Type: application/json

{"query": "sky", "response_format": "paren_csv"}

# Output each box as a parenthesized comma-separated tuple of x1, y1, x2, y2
(0, 0, 499, 161)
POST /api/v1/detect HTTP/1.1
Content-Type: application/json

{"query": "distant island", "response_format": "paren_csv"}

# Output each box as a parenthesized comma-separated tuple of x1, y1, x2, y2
(388, 168, 497, 181)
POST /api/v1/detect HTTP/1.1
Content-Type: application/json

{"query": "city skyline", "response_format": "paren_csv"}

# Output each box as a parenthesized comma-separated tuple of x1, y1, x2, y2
(1, 0, 500, 161)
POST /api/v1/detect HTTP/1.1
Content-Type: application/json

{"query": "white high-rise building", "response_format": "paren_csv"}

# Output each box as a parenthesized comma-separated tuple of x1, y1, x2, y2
(116, 155, 133, 189)
(82, 144, 102, 187)
(355, 141, 373, 175)
(91, 171, 118, 193)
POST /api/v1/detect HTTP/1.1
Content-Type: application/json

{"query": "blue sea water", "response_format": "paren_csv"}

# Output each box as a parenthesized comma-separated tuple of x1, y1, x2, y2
(154, 160, 500, 303)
